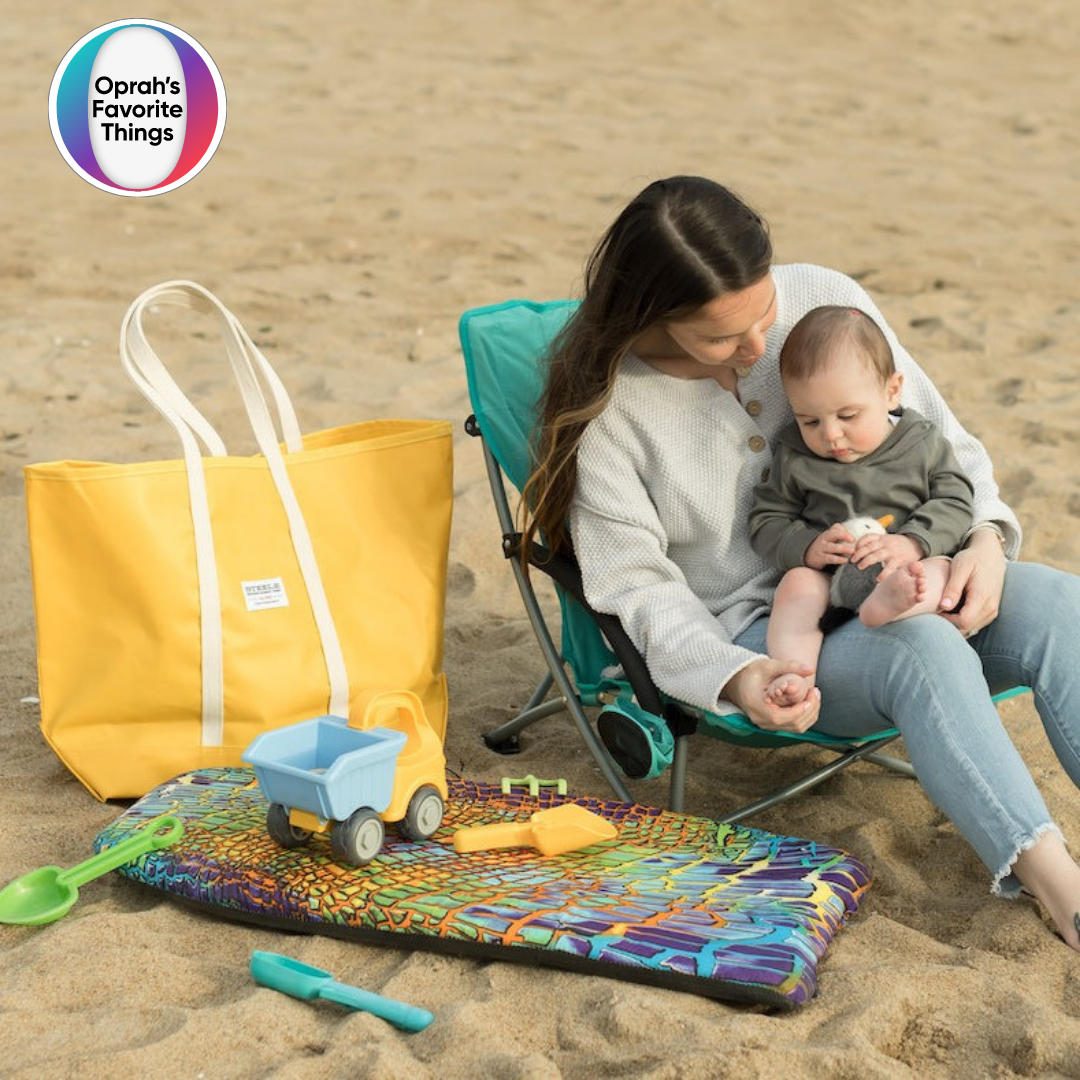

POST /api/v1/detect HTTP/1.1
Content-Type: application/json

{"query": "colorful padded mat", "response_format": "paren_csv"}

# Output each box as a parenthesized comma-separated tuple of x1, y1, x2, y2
(95, 767, 870, 1010)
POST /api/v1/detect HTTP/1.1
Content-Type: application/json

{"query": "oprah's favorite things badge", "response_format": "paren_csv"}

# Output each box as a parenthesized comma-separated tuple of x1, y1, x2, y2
(49, 20, 226, 196)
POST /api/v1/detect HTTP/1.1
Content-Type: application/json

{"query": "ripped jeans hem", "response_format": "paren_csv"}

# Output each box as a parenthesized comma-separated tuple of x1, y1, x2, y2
(991, 822, 1066, 898)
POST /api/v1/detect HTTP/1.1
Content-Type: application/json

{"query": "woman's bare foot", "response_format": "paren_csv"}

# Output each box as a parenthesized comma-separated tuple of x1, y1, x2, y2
(764, 672, 816, 708)
(859, 561, 929, 628)
(1013, 831, 1080, 952)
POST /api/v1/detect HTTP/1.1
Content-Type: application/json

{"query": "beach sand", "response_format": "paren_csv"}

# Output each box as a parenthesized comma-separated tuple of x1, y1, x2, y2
(3, 1, 1080, 1075)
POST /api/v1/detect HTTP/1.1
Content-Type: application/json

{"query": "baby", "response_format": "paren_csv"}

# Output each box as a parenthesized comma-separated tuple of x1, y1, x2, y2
(748, 305, 975, 705)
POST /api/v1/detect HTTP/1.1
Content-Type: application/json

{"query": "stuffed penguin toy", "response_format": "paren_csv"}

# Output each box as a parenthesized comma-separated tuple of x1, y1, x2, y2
(820, 514, 894, 633)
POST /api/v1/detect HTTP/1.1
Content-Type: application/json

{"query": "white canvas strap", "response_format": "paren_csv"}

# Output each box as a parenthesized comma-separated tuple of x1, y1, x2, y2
(119, 281, 350, 745)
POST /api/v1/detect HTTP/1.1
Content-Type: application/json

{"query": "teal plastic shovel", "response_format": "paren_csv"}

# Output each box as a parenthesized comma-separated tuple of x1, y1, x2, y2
(0, 814, 183, 926)
(250, 951, 434, 1032)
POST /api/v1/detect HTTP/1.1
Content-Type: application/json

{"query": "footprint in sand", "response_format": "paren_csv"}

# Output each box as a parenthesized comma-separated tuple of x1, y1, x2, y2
(999, 467, 1035, 508)
(447, 561, 476, 598)
(995, 377, 1025, 407)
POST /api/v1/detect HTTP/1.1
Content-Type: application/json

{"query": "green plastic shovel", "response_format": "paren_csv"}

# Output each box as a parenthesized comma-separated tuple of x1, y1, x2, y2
(0, 814, 183, 926)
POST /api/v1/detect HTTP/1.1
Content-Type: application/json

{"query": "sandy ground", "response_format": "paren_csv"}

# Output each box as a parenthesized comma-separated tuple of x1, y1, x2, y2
(3, 1, 1080, 1076)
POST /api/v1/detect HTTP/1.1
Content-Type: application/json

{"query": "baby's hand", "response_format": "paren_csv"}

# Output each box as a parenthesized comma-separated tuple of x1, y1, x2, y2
(805, 523, 856, 570)
(764, 671, 817, 708)
(852, 532, 924, 575)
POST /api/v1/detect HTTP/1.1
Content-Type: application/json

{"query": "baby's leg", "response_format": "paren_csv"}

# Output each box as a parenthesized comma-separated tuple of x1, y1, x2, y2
(859, 556, 951, 628)
(766, 567, 830, 704)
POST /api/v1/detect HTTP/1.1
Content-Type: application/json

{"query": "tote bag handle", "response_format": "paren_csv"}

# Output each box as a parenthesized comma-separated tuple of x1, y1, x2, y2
(119, 281, 350, 746)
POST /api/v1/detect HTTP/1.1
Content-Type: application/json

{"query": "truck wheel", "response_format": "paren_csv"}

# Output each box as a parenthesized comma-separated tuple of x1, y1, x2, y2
(331, 808, 385, 865)
(398, 785, 444, 841)
(266, 803, 311, 848)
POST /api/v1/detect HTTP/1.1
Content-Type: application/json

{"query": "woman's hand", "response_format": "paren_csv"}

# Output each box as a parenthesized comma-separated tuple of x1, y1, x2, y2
(938, 528, 1007, 637)
(723, 658, 821, 734)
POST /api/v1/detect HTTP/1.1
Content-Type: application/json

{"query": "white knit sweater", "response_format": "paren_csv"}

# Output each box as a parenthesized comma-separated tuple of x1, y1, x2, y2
(569, 263, 1020, 715)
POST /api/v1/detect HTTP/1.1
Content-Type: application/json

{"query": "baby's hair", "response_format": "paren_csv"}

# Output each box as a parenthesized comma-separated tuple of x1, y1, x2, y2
(780, 305, 894, 384)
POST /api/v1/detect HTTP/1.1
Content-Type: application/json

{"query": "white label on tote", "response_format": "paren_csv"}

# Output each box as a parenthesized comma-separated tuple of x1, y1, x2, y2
(242, 577, 289, 611)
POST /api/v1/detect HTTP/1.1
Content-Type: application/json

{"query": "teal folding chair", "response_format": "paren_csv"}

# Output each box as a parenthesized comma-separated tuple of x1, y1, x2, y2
(459, 299, 1028, 817)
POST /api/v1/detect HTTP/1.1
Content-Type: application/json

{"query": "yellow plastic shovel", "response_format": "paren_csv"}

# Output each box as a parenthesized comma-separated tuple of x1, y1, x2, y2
(452, 803, 617, 856)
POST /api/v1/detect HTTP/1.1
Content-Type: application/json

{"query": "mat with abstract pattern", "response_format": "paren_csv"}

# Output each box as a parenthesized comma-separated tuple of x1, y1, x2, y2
(95, 767, 870, 1009)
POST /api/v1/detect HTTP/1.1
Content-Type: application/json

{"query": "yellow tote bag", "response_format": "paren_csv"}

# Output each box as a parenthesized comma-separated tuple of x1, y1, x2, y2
(24, 281, 452, 800)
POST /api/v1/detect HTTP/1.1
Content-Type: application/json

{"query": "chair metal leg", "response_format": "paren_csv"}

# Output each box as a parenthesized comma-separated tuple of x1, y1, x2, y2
(495, 557, 632, 800)
(863, 752, 916, 777)
(722, 734, 906, 824)
(473, 437, 631, 801)
(522, 670, 555, 711)
(669, 734, 689, 814)
(483, 671, 563, 746)
(511, 563, 631, 800)
(483, 695, 569, 746)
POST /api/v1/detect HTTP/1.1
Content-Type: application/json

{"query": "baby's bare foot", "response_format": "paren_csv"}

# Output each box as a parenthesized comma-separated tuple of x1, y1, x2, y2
(859, 562, 927, 628)
(765, 673, 815, 708)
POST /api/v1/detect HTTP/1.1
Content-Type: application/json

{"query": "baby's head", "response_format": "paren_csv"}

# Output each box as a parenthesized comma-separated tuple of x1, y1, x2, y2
(780, 305, 894, 384)
(779, 306, 903, 464)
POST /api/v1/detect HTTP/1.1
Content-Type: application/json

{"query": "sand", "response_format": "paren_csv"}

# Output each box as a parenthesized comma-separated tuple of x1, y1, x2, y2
(3, 1, 1080, 1075)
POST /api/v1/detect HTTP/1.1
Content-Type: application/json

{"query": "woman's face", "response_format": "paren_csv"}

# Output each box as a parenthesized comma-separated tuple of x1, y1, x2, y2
(665, 274, 777, 373)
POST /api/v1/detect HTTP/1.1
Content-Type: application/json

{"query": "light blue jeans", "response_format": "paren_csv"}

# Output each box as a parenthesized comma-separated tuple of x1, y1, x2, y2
(734, 561, 1080, 896)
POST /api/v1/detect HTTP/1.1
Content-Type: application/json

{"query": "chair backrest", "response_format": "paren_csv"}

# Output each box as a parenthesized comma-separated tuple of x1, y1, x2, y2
(460, 299, 578, 490)
(459, 299, 622, 703)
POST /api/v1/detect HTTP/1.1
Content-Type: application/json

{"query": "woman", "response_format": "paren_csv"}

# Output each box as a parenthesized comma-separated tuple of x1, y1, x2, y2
(522, 176, 1080, 950)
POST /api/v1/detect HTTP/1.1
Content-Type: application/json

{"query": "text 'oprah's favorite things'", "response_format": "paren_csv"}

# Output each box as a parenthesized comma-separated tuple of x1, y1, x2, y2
(49, 20, 226, 196)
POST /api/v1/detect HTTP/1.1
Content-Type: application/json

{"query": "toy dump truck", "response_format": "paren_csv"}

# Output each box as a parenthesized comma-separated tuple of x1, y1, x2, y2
(243, 690, 447, 866)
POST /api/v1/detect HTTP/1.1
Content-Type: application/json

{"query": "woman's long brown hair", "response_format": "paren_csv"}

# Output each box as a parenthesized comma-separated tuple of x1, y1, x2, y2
(520, 176, 772, 559)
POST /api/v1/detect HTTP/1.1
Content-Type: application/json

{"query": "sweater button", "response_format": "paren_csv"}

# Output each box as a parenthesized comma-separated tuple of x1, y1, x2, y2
(745, 399, 762, 417)
(748, 435, 766, 452)
(736, 365, 752, 378)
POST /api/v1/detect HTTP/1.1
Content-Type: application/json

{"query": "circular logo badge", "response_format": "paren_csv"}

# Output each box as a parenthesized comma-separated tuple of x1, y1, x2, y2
(49, 20, 226, 196)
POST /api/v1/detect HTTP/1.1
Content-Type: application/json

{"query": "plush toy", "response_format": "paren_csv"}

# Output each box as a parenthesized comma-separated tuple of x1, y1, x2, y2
(820, 514, 894, 633)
